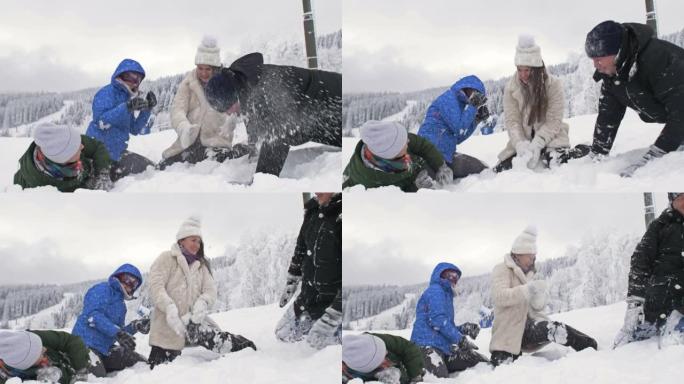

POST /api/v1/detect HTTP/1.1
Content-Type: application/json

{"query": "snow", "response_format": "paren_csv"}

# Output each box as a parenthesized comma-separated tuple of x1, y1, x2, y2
(343, 109, 684, 192)
(345, 301, 684, 384)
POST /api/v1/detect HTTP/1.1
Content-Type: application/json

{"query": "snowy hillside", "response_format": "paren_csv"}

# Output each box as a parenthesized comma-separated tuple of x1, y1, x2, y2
(344, 302, 684, 384)
(343, 109, 684, 192)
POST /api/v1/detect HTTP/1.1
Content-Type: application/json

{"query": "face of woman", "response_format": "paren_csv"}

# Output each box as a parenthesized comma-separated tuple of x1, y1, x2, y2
(196, 64, 215, 83)
(180, 236, 202, 255)
(517, 66, 532, 85)
(515, 253, 536, 272)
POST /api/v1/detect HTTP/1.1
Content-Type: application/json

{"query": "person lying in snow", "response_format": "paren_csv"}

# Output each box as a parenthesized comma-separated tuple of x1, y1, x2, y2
(342, 333, 425, 384)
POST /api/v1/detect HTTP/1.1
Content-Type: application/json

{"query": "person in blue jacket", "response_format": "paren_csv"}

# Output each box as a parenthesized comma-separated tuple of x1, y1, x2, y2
(85, 59, 156, 181)
(418, 76, 490, 180)
(410, 262, 489, 378)
(72, 264, 150, 376)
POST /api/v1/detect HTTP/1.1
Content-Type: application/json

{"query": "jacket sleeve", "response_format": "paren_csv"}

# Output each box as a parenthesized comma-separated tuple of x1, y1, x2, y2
(503, 83, 526, 146)
(491, 264, 529, 308)
(91, 90, 130, 132)
(534, 78, 566, 145)
(436, 91, 478, 141)
(649, 59, 684, 152)
(591, 83, 627, 155)
(627, 217, 662, 297)
(31, 330, 89, 371)
(424, 287, 462, 345)
(376, 333, 425, 379)
(197, 264, 218, 308)
(81, 136, 111, 173)
(81, 285, 121, 338)
(170, 79, 194, 133)
(130, 109, 152, 135)
(408, 134, 446, 171)
(148, 253, 177, 312)
(287, 212, 310, 277)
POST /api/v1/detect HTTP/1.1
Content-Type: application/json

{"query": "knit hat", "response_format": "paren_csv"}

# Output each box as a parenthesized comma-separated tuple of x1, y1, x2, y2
(585, 21, 624, 58)
(0, 330, 43, 370)
(515, 35, 543, 67)
(176, 215, 202, 240)
(342, 334, 387, 373)
(206, 68, 240, 112)
(669, 192, 684, 203)
(511, 225, 538, 254)
(33, 122, 82, 163)
(195, 36, 221, 67)
(360, 120, 408, 159)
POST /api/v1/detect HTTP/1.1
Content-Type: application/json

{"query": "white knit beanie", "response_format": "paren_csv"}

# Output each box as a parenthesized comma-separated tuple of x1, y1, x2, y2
(0, 330, 43, 370)
(342, 334, 387, 373)
(360, 120, 408, 159)
(515, 35, 543, 67)
(176, 215, 202, 240)
(511, 225, 538, 254)
(195, 36, 221, 67)
(33, 122, 82, 163)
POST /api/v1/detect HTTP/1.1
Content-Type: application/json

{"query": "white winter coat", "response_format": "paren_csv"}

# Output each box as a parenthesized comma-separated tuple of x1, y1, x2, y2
(162, 69, 236, 159)
(489, 253, 549, 355)
(148, 243, 217, 350)
(498, 74, 570, 161)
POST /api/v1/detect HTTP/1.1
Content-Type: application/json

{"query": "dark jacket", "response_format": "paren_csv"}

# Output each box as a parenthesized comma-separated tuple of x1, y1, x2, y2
(591, 23, 684, 155)
(343, 133, 445, 192)
(342, 333, 425, 384)
(13, 135, 111, 192)
(289, 193, 342, 318)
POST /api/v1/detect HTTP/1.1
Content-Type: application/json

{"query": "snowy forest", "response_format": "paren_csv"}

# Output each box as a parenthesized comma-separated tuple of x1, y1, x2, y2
(0, 30, 342, 136)
(342, 26, 684, 135)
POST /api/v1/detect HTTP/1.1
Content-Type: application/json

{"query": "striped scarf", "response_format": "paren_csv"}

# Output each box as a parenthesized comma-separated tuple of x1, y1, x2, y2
(33, 147, 83, 179)
(362, 144, 412, 173)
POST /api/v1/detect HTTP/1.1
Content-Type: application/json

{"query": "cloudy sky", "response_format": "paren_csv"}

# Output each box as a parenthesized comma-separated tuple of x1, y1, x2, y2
(344, 0, 684, 93)
(0, 0, 340, 93)
(344, 192, 672, 286)
(0, 193, 306, 284)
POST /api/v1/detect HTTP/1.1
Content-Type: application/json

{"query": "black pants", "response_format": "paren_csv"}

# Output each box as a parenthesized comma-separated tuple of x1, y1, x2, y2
(157, 139, 253, 170)
(110, 150, 155, 181)
(419, 345, 489, 378)
(449, 153, 488, 179)
(148, 346, 182, 369)
(90, 346, 147, 376)
(493, 144, 591, 173)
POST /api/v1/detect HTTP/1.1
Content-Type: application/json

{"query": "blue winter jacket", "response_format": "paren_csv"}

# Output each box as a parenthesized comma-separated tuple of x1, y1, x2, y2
(72, 264, 143, 355)
(410, 262, 464, 355)
(417, 76, 486, 163)
(85, 59, 152, 161)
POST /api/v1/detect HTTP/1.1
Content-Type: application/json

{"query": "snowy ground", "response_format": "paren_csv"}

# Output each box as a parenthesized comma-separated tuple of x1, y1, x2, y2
(6, 304, 339, 384)
(343, 110, 684, 192)
(345, 301, 684, 384)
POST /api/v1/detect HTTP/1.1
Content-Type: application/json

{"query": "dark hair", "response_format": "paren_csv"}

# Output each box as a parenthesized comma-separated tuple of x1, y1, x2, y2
(178, 239, 213, 276)
(521, 64, 549, 127)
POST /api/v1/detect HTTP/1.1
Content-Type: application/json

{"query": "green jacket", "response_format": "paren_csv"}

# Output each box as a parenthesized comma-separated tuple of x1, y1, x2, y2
(0, 330, 90, 384)
(13, 135, 111, 192)
(343, 133, 444, 192)
(342, 333, 425, 384)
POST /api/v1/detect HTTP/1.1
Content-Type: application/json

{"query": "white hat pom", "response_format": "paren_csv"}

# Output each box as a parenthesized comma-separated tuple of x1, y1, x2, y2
(201, 35, 217, 49)
(518, 34, 536, 49)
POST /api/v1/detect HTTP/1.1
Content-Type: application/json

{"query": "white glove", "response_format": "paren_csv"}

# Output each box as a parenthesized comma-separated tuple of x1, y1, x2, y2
(179, 123, 200, 149)
(165, 303, 187, 337)
(279, 273, 301, 307)
(374, 366, 402, 384)
(515, 140, 531, 156)
(526, 137, 545, 169)
(414, 169, 437, 189)
(435, 163, 454, 186)
(190, 299, 209, 324)
(527, 280, 548, 310)
(36, 366, 62, 383)
(613, 296, 645, 348)
(306, 307, 342, 349)
(620, 144, 666, 177)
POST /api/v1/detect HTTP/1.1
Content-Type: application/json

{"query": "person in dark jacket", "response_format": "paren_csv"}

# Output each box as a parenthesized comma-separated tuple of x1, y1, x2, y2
(418, 75, 490, 178)
(14, 122, 113, 192)
(276, 193, 341, 350)
(410, 263, 488, 378)
(343, 120, 452, 192)
(0, 330, 90, 384)
(205, 52, 341, 177)
(72, 264, 149, 375)
(614, 192, 684, 347)
(583, 21, 684, 177)
(85, 58, 156, 180)
(342, 333, 425, 384)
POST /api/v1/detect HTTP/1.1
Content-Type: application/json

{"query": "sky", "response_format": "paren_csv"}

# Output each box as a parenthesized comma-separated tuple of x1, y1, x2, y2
(0, 0, 341, 93)
(343, 192, 672, 286)
(343, 0, 684, 93)
(0, 193, 307, 285)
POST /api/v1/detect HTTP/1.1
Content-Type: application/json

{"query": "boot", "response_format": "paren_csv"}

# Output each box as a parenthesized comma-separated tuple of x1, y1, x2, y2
(563, 324, 598, 351)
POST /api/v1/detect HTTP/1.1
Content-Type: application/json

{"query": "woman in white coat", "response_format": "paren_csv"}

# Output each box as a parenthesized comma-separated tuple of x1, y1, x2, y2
(147, 216, 256, 368)
(494, 36, 585, 172)
(489, 226, 597, 366)
(158, 37, 251, 169)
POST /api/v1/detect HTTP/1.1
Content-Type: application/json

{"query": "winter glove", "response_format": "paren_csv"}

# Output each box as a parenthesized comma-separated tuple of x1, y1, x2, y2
(279, 273, 302, 307)
(229, 333, 257, 352)
(85, 168, 114, 191)
(515, 140, 531, 156)
(459, 322, 481, 339)
(69, 368, 89, 384)
(374, 366, 402, 384)
(165, 303, 186, 337)
(467, 91, 487, 108)
(527, 280, 548, 310)
(190, 299, 209, 324)
(306, 307, 342, 350)
(146, 91, 157, 109)
(613, 296, 645, 349)
(127, 96, 148, 111)
(414, 169, 437, 190)
(129, 317, 151, 334)
(526, 137, 545, 169)
(450, 336, 478, 354)
(435, 163, 453, 186)
(475, 104, 490, 124)
(36, 366, 62, 383)
(180, 123, 200, 149)
(620, 144, 667, 177)
(116, 330, 136, 350)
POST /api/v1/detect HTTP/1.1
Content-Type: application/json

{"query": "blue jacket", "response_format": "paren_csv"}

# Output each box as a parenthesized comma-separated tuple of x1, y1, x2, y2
(410, 262, 464, 355)
(72, 264, 143, 355)
(85, 59, 152, 161)
(417, 76, 486, 163)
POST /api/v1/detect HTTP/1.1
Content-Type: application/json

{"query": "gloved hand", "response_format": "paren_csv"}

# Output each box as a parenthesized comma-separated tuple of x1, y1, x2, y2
(374, 366, 402, 384)
(515, 140, 531, 156)
(459, 322, 480, 339)
(146, 91, 157, 109)
(527, 280, 548, 309)
(613, 296, 645, 348)
(36, 366, 62, 383)
(190, 299, 209, 324)
(229, 333, 257, 352)
(306, 307, 342, 350)
(279, 273, 301, 307)
(129, 317, 151, 334)
(127, 96, 148, 111)
(435, 163, 453, 186)
(620, 144, 667, 177)
(450, 336, 478, 353)
(467, 90, 487, 108)
(180, 123, 200, 149)
(414, 169, 437, 190)
(69, 368, 89, 384)
(116, 330, 136, 350)
(475, 104, 490, 124)
(85, 169, 114, 191)
(526, 137, 545, 169)
(166, 303, 186, 337)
